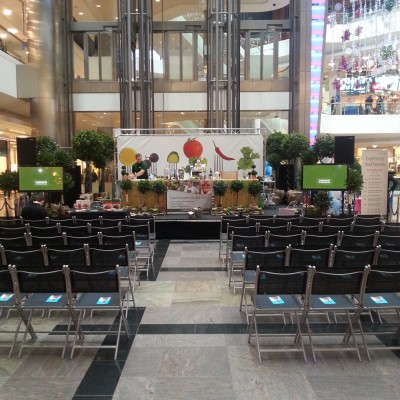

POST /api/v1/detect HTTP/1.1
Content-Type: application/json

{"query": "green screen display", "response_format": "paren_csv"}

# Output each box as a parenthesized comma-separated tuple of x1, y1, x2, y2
(302, 165, 348, 190)
(19, 166, 64, 192)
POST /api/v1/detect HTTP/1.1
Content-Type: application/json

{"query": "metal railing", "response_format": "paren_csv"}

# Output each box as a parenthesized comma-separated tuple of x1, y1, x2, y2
(323, 101, 400, 116)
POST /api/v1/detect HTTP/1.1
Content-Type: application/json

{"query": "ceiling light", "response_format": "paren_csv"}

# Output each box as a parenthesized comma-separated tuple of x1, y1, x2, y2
(372, 145, 378, 148)
(3, 9, 12, 16)
(78, 12, 84, 15)
(96, 4, 101, 7)
(0, 33, 6, 39)
(7, 28, 18, 34)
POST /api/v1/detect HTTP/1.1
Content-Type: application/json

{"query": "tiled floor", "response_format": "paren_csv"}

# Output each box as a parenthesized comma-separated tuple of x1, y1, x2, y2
(1, 239, 400, 399)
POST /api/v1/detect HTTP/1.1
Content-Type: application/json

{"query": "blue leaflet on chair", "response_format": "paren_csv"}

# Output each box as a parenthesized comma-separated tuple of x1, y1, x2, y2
(269, 296, 284, 305)
(319, 296, 336, 305)
(370, 296, 388, 304)
(97, 296, 111, 305)
(0, 293, 14, 301)
(46, 295, 62, 303)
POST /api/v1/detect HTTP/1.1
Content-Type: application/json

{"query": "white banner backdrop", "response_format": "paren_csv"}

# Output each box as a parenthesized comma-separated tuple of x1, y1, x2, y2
(361, 149, 388, 215)
(166, 190, 213, 210)
(116, 134, 264, 178)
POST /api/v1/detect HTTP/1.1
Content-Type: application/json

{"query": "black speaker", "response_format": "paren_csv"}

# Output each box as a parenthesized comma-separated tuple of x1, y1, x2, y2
(17, 137, 37, 166)
(334, 136, 355, 165)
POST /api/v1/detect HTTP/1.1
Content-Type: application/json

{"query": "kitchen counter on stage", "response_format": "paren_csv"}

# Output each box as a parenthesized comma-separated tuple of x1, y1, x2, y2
(121, 178, 259, 211)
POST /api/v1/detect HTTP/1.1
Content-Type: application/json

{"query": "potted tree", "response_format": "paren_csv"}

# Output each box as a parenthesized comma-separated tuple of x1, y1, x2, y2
(250, 164, 258, 179)
(92, 133, 115, 194)
(137, 179, 152, 209)
(247, 180, 262, 206)
(312, 191, 333, 216)
(72, 130, 104, 193)
(213, 180, 228, 207)
(119, 178, 133, 206)
(151, 180, 167, 212)
(229, 179, 244, 207)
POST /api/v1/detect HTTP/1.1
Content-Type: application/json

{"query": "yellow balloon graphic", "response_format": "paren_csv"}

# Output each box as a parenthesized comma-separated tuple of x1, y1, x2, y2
(119, 147, 137, 165)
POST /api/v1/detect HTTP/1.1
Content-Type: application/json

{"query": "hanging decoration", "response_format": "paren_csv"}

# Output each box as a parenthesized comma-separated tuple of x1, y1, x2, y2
(384, 0, 396, 12)
(326, 0, 400, 96)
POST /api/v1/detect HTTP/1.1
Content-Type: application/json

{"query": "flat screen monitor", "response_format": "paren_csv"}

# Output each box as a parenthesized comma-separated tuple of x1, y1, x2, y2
(19, 166, 64, 192)
(302, 164, 348, 190)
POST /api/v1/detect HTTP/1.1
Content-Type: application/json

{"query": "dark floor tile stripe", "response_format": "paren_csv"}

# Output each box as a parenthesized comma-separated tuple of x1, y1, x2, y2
(71, 240, 170, 399)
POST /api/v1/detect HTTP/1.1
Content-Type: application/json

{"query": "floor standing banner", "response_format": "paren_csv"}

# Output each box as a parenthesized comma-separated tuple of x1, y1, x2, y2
(361, 149, 388, 215)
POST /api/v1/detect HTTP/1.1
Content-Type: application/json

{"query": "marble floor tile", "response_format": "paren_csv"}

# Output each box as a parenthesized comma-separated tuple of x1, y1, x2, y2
(2, 238, 400, 399)
(309, 375, 398, 400)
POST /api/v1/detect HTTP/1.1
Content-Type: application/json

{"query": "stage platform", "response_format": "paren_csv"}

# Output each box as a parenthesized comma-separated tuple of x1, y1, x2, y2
(153, 208, 278, 240)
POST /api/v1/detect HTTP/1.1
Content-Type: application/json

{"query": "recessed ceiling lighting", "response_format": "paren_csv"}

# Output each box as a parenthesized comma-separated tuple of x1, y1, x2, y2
(7, 28, 18, 34)
(3, 9, 12, 16)
(78, 12, 84, 15)
(96, 4, 101, 7)
(0, 33, 6, 39)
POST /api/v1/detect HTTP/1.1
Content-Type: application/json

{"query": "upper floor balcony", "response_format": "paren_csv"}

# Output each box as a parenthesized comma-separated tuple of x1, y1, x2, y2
(320, 100, 400, 147)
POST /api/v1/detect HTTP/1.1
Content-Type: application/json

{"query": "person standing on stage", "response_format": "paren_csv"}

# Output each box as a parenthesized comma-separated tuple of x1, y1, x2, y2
(131, 153, 149, 179)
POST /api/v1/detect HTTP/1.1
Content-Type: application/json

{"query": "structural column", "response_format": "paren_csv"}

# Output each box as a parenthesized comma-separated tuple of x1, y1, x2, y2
(26, 0, 71, 146)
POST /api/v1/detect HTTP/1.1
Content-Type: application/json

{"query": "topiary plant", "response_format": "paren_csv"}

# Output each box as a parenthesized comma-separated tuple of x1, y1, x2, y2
(213, 180, 228, 207)
(151, 180, 167, 205)
(137, 179, 152, 207)
(119, 179, 133, 206)
(229, 179, 244, 206)
(313, 191, 333, 216)
(247, 180, 262, 205)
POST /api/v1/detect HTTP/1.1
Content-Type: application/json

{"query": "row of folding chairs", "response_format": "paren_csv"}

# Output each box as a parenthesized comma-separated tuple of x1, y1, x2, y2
(227, 237, 399, 293)
(219, 218, 387, 260)
(221, 213, 384, 225)
(248, 230, 400, 248)
(247, 264, 400, 363)
(0, 264, 130, 359)
(0, 236, 153, 278)
(19, 214, 154, 225)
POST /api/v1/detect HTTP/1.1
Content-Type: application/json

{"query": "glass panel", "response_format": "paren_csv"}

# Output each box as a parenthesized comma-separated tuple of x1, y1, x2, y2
(154, 111, 207, 131)
(240, 111, 289, 134)
(153, 0, 206, 22)
(153, 33, 165, 80)
(168, 33, 181, 80)
(72, 0, 118, 22)
(249, 32, 261, 79)
(73, 33, 85, 80)
(99, 32, 112, 80)
(88, 33, 100, 80)
(182, 33, 193, 80)
(197, 33, 207, 81)
(74, 112, 120, 132)
(278, 31, 290, 80)
(262, 31, 274, 79)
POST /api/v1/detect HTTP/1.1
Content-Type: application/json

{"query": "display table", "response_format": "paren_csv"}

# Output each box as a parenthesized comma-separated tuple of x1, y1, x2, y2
(68, 210, 129, 219)
(121, 179, 257, 211)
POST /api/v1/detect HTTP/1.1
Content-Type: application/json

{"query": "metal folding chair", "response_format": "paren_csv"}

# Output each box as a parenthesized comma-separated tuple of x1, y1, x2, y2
(248, 265, 313, 363)
(65, 265, 130, 359)
(240, 247, 289, 325)
(306, 266, 369, 362)
(227, 232, 266, 293)
(87, 244, 135, 310)
(360, 265, 400, 360)
(9, 265, 73, 358)
(0, 266, 33, 357)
